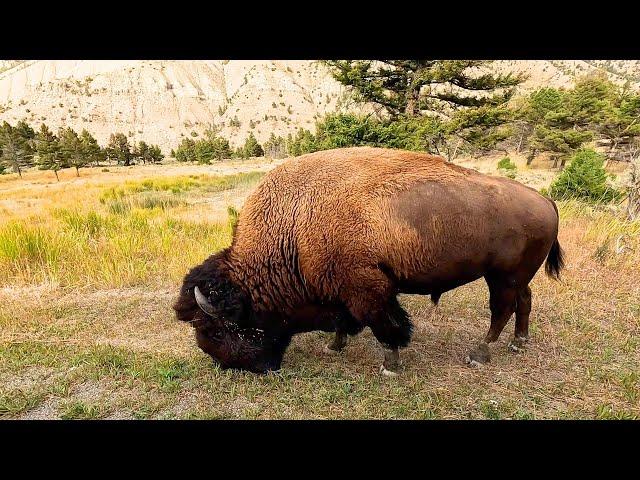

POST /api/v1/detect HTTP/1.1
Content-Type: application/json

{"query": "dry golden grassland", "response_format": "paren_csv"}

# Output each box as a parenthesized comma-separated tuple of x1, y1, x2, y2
(0, 159, 638, 419)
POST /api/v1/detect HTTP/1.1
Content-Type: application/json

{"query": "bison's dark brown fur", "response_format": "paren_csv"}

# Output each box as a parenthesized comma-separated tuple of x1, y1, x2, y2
(174, 147, 564, 374)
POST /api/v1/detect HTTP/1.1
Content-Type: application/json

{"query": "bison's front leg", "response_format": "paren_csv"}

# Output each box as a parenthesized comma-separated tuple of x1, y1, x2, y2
(324, 331, 348, 354)
(343, 267, 412, 375)
(322, 310, 362, 354)
(352, 296, 413, 376)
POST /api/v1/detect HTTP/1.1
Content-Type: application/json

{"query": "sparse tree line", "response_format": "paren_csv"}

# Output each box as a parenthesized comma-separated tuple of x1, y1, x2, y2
(172, 131, 267, 164)
(0, 120, 164, 180)
(3, 61, 640, 217)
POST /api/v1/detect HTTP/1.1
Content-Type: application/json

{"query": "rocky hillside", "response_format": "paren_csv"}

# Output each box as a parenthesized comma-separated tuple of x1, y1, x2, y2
(1, 60, 639, 153)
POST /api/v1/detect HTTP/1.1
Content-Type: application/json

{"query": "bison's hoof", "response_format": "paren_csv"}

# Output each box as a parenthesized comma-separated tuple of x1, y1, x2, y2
(465, 357, 484, 369)
(323, 344, 341, 355)
(466, 343, 490, 367)
(508, 336, 529, 353)
(379, 365, 399, 377)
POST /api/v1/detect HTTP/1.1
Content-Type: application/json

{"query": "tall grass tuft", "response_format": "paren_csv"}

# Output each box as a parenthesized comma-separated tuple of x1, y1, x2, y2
(0, 207, 233, 288)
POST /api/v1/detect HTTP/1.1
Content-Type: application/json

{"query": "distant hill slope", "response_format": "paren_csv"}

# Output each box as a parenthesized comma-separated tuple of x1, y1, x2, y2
(1, 60, 639, 153)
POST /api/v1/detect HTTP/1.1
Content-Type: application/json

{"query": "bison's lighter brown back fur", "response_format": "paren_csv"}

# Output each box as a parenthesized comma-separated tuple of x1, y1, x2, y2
(227, 147, 556, 313)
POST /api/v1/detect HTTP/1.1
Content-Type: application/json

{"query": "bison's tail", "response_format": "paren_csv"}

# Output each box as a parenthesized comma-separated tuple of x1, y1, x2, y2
(544, 199, 565, 280)
(545, 238, 565, 280)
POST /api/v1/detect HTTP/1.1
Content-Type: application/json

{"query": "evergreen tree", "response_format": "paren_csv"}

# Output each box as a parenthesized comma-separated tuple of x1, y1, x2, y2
(174, 138, 197, 162)
(287, 128, 317, 156)
(570, 74, 640, 161)
(80, 129, 105, 167)
(325, 60, 523, 119)
(36, 124, 65, 181)
(148, 144, 164, 163)
(242, 132, 264, 158)
(549, 148, 621, 203)
(195, 140, 217, 164)
(324, 61, 524, 157)
(59, 127, 87, 176)
(264, 133, 287, 158)
(0, 121, 33, 177)
(519, 87, 592, 168)
(106, 133, 133, 166)
(15, 120, 36, 142)
(136, 141, 149, 164)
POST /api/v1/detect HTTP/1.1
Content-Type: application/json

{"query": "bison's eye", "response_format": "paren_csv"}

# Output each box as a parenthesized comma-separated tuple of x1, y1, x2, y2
(208, 330, 225, 342)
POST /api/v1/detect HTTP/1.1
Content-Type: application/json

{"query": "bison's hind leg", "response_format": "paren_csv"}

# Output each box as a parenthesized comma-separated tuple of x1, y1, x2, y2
(466, 276, 517, 367)
(508, 285, 532, 352)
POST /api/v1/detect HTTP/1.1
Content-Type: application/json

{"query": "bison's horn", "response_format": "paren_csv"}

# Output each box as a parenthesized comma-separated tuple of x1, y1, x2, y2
(194, 286, 216, 316)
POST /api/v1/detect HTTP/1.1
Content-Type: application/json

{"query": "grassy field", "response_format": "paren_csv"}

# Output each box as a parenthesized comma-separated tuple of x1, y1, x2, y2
(1, 160, 639, 419)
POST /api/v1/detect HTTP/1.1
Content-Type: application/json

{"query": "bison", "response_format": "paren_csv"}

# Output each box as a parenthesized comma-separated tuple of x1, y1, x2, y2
(174, 147, 564, 375)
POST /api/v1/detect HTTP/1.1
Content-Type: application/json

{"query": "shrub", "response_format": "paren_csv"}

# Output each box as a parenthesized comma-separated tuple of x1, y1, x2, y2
(548, 148, 622, 203)
(497, 157, 517, 178)
(285, 113, 446, 157)
(227, 205, 240, 232)
(498, 157, 516, 171)
(242, 132, 264, 158)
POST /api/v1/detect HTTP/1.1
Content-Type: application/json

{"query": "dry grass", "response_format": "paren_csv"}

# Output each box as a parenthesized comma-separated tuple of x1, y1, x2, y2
(0, 159, 638, 419)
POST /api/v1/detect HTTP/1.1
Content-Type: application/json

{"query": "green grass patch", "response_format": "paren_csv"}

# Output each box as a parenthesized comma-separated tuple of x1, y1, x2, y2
(59, 400, 109, 420)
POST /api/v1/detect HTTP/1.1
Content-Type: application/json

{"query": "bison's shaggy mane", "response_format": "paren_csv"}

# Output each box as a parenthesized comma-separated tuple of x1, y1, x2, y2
(173, 248, 247, 328)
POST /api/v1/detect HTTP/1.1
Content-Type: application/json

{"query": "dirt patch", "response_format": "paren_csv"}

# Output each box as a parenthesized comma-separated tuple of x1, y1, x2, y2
(70, 381, 106, 403)
(159, 393, 200, 419)
(104, 410, 134, 420)
(0, 367, 57, 391)
(226, 397, 259, 418)
(18, 397, 61, 420)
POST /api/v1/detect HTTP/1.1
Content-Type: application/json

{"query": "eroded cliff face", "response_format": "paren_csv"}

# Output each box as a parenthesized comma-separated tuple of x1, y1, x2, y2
(0, 60, 350, 152)
(1, 60, 638, 153)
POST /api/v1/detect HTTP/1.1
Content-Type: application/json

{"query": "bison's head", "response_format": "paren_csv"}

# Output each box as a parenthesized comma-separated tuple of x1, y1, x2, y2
(173, 249, 288, 373)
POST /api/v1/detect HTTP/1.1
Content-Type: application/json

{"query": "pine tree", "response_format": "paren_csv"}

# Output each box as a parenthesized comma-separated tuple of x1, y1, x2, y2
(0, 121, 33, 177)
(570, 75, 640, 162)
(136, 141, 149, 164)
(148, 144, 164, 163)
(15, 120, 36, 143)
(174, 138, 197, 162)
(59, 127, 87, 176)
(264, 133, 287, 158)
(324, 61, 524, 157)
(521, 87, 592, 168)
(106, 133, 132, 166)
(325, 60, 523, 119)
(36, 124, 65, 181)
(242, 132, 264, 158)
(80, 129, 105, 167)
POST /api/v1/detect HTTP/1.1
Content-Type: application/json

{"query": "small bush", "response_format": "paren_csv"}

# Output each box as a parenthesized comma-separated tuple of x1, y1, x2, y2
(227, 205, 240, 232)
(549, 149, 622, 203)
(497, 157, 517, 178)
(498, 157, 516, 171)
